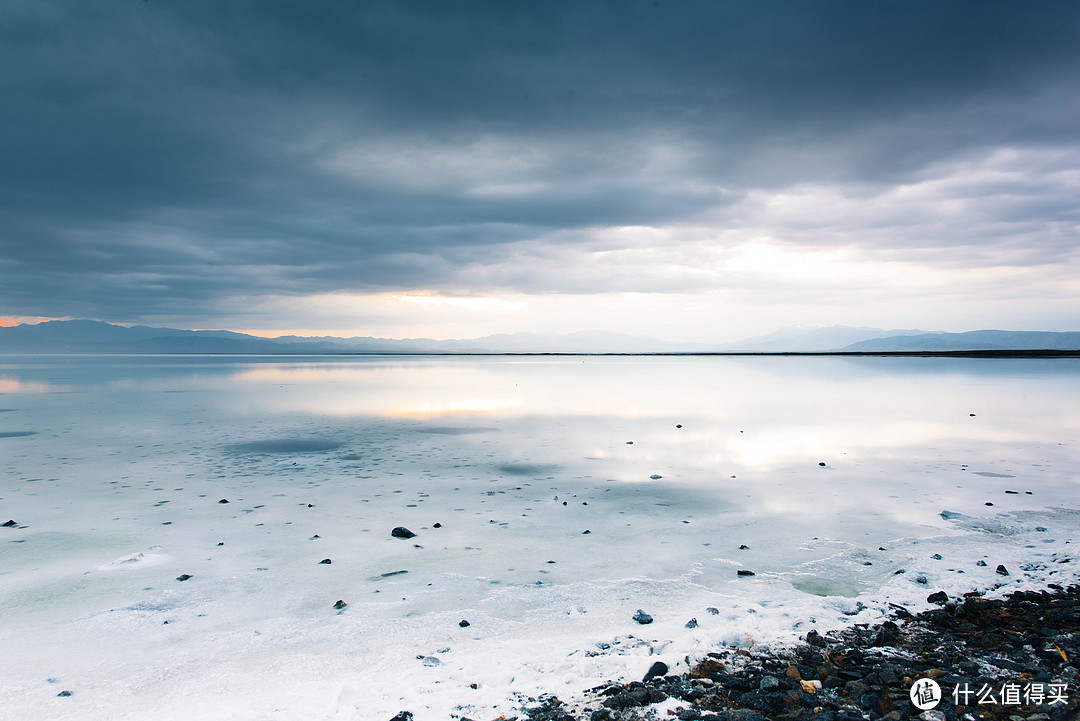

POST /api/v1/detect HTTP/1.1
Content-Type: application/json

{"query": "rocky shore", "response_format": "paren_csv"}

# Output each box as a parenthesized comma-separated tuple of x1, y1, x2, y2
(461, 584, 1080, 721)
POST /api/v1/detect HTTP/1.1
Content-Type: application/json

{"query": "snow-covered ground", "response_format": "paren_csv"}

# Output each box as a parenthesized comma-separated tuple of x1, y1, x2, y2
(1, 355, 1077, 720)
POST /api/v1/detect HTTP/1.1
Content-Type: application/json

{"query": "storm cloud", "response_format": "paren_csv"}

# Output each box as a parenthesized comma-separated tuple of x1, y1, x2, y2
(2, 1, 1078, 335)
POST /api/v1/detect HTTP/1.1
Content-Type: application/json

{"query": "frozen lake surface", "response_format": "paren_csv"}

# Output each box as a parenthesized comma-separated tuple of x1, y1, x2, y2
(1, 355, 1078, 720)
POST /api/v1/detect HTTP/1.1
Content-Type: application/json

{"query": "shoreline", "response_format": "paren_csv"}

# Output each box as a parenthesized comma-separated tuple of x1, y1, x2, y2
(495, 583, 1080, 721)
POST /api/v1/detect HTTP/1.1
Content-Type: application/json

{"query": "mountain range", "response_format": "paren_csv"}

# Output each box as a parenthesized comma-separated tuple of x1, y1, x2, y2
(1, 320, 1079, 353)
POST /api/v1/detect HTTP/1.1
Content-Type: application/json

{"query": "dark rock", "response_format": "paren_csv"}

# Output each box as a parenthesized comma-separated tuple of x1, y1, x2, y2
(931, 553, 942, 560)
(806, 630, 825, 647)
(433, 523, 441, 528)
(391, 526, 416, 539)
(218, 498, 229, 504)
(643, 661, 669, 682)
(686, 617, 698, 628)
(319, 558, 332, 564)
(389, 713, 413, 721)
(176, 574, 192, 581)
(870, 621, 900, 646)
(57, 690, 71, 697)
(706, 607, 719, 615)
(996, 564, 1009, 576)
(818, 462, 826, 466)
(976, 560, 987, 566)
(633, 609, 653, 624)
(333, 600, 347, 610)
(380, 570, 408, 577)
(739, 544, 750, 550)
(676, 424, 682, 428)
(459, 619, 470, 627)
(737, 569, 756, 577)
(582, 529, 591, 534)
(2, 519, 18, 527)
(927, 591, 949, 604)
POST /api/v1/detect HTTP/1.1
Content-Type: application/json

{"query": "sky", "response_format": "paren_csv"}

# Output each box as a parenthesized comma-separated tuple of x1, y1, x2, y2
(1, 1, 1079, 343)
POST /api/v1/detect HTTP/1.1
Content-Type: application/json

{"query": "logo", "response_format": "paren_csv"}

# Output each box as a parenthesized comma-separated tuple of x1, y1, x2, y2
(910, 678, 942, 710)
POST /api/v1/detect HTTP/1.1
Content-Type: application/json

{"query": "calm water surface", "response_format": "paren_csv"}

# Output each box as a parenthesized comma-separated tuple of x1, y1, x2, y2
(1, 355, 1078, 720)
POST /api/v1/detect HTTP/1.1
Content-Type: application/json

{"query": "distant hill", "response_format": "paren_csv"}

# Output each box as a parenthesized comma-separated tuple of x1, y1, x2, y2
(722, 325, 929, 351)
(3, 320, 1078, 354)
(0, 320, 699, 354)
(842, 330, 1080, 352)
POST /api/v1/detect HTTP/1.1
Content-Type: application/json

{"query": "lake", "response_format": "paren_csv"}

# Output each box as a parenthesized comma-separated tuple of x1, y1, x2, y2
(1, 355, 1078, 720)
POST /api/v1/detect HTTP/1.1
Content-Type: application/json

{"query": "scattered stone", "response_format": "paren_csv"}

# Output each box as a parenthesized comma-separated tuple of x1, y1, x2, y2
(57, 690, 71, 697)
(632, 609, 653, 624)
(685, 617, 698, 628)
(985, 501, 994, 506)
(626, 441, 633, 445)
(818, 462, 826, 466)
(642, 661, 668, 682)
(380, 569, 408, 577)
(927, 591, 949, 604)
(319, 558, 332, 564)
(976, 559, 987, 566)
(389, 712, 413, 721)
(582, 529, 591, 534)
(459, 619, 470, 627)
(176, 574, 192, 581)
(739, 544, 750, 549)
(996, 564, 1009, 575)
(675, 424, 682, 428)
(706, 607, 719, 615)
(433, 523, 441, 528)
(218, 498, 229, 504)
(391, 526, 416, 539)
(333, 600, 347, 610)
(649, 474, 662, 480)
(2, 519, 17, 527)
(931, 553, 942, 560)
(737, 569, 756, 576)
(531, 584, 1080, 720)
(216, 542, 224, 546)
(310, 534, 320, 539)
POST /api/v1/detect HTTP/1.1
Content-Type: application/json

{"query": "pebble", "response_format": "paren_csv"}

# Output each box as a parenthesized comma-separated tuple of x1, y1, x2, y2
(926, 591, 948, 604)
(2, 519, 18, 527)
(632, 609, 653, 624)
(996, 564, 1009, 575)
(218, 499, 229, 504)
(391, 526, 416, 539)
(642, 661, 668, 682)
(458, 619, 470, 627)
(685, 617, 698, 628)
(319, 558, 332, 564)
(737, 569, 756, 576)
(176, 574, 192, 581)
(333, 600, 347, 610)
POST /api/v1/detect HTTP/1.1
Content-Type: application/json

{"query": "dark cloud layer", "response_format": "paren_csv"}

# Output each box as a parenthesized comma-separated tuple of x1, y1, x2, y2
(2, 1, 1078, 322)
